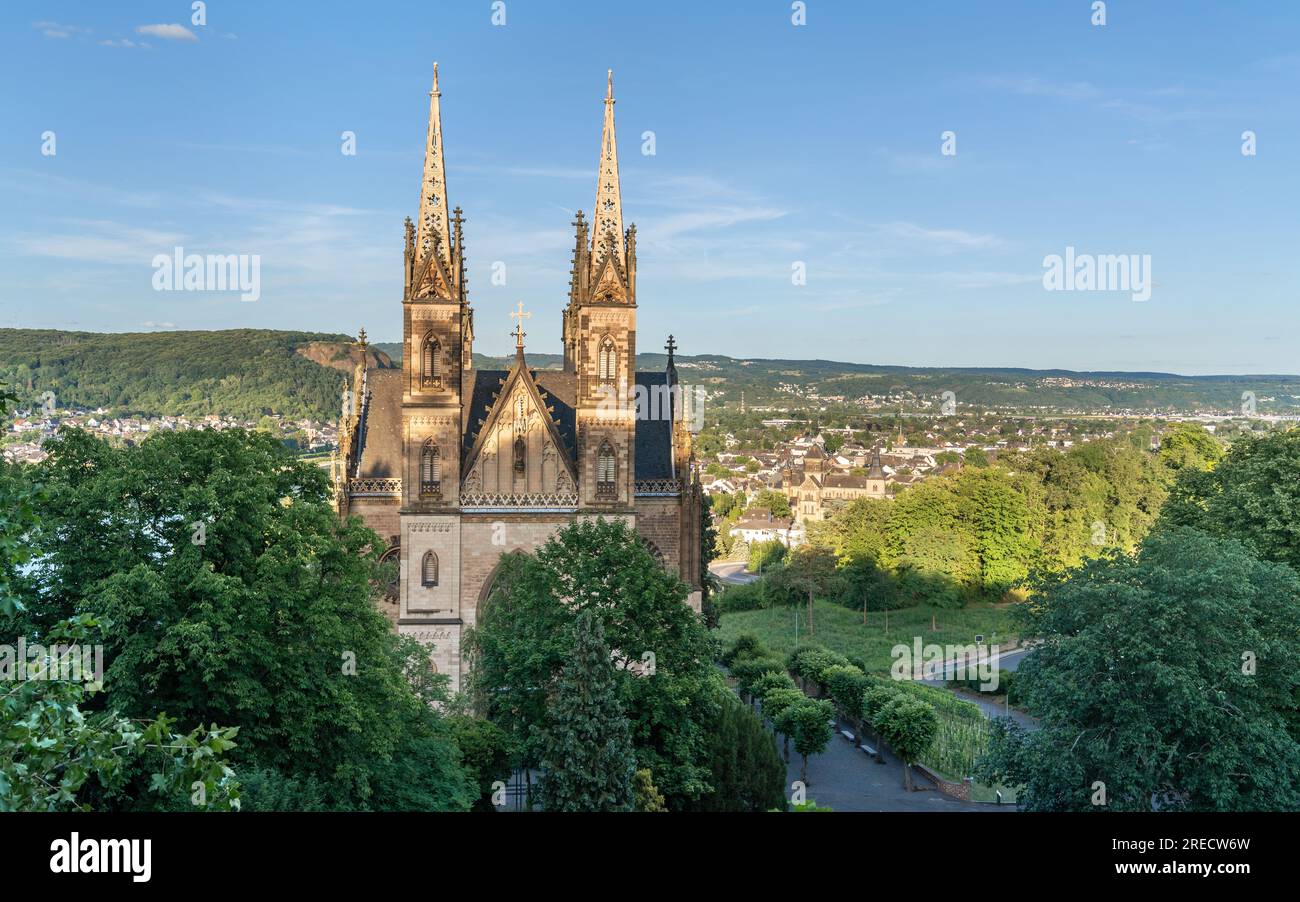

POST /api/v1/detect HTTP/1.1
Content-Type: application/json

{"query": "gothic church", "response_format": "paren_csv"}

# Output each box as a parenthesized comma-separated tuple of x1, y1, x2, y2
(334, 66, 703, 691)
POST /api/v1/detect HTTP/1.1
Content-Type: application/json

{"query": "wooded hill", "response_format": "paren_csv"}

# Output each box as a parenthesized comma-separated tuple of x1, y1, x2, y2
(1, 328, 1294, 422)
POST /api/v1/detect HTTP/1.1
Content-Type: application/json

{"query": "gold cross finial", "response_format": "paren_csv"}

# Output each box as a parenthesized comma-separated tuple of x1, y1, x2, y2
(510, 301, 531, 350)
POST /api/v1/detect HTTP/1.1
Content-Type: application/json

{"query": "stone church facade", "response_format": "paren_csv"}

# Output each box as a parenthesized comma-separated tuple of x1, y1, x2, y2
(333, 66, 703, 691)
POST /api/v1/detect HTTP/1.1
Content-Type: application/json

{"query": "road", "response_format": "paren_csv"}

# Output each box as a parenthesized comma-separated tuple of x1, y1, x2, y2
(710, 560, 759, 586)
(919, 646, 1039, 730)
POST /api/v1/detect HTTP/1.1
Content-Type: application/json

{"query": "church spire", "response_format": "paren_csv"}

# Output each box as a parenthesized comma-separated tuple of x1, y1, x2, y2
(416, 62, 452, 270)
(590, 69, 624, 271)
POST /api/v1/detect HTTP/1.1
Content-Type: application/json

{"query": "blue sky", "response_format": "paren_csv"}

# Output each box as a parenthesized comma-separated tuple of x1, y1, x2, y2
(2, 0, 1297, 374)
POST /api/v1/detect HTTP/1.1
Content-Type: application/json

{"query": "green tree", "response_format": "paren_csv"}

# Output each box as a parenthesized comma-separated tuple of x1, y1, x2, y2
(0, 390, 242, 813)
(884, 481, 977, 614)
(762, 687, 808, 762)
(30, 427, 473, 811)
(976, 528, 1300, 811)
(788, 698, 835, 785)
(691, 690, 787, 811)
(448, 715, 516, 811)
(747, 538, 787, 572)
(823, 664, 869, 734)
(861, 685, 899, 764)
(465, 518, 720, 808)
(874, 695, 938, 791)
(1159, 423, 1223, 472)
(537, 610, 636, 812)
(767, 546, 841, 636)
(752, 488, 793, 519)
(953, 468, 1040, 597)
(700, 490, 720, 629)
(633, 768, 667, 812)
(1161, 429, 1300, 573)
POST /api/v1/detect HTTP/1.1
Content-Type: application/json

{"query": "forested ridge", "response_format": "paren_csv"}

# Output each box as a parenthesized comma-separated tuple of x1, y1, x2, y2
(3, 328, 1296, 423)
(0, 328, 373, 421)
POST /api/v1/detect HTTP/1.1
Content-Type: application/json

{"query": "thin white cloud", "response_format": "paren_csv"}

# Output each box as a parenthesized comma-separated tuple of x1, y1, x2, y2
(33, 21, 89, 39)
(17, 220, 185, 264)
(135, 24, 198, 42)
(872, 221, 1004, 252)
(0, 168, 165, 208)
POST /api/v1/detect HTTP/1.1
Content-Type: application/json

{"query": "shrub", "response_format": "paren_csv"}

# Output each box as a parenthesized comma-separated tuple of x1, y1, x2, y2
(730, 656, 787, 696)
(715, 581, 769, 614)
(722, 632, 765, 667)
(747, 539, 787, 572)
(791, 646, 852, 687)
(753, 669, 798, 700)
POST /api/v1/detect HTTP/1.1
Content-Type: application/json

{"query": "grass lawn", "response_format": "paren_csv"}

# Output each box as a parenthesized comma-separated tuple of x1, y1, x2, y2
(716, 599, 1021, 675)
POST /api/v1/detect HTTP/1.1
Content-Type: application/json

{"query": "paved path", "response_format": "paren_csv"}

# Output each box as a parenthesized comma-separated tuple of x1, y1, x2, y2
(776, 645, 1037, 809)
(778, 713, 1012, 812)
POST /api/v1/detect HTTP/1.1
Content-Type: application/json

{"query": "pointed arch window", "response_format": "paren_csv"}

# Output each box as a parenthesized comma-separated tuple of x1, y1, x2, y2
(420, 439, 441, 497)
(513, 435, 527, 474)
(596, 440, 617, 499)
(421, 334, 442, 389)
(598, 336, 617, 384)
(421, 550, 439, 587)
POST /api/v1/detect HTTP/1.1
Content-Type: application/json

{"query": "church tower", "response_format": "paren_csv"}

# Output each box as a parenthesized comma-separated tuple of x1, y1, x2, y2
(399, 63, 469, 623)
(564, 71, 638, 512)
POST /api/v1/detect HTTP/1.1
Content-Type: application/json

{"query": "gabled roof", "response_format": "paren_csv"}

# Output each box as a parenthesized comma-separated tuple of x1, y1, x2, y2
(356, 369, 403, 478)
(461, 352, 578, 485)
(347, 362, 677, 488)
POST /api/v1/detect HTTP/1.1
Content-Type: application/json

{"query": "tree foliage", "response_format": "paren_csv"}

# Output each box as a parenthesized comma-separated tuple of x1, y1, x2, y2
(27, 427, 473, 810)
(465, 518, 721, 808)
(977, 527, 1300, 811)
(874, 695, 939, 791)
(1160, 429, 1300, 573)
(537, 610, 637, 812)
(689, 691, 786, 812)
(0, 328, 377, 421)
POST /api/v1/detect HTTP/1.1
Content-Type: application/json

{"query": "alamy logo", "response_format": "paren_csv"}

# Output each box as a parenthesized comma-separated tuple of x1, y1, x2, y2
(1042, 246, 1151, 302)
(0, 639, 104, 683)
(890, 637, 999, 690)
(50, 833, 151, 883)
(595, 381, 706, 432)
(151, 246, 261, 302)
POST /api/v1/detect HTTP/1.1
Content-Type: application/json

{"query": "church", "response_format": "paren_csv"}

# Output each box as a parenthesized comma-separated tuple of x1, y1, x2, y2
(333, 66, 704, 691)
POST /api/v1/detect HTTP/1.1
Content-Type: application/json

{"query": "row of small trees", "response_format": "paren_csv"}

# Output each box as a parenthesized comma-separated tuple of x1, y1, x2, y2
(726, 636, 939, 791)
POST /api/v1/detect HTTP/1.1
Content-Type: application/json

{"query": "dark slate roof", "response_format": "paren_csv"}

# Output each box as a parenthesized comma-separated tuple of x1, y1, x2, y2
(534, 370, 577, 460)
(354, 363, 674, 483)
(460, 367, 579, 466)
(356, 369, 403, 478)
(462, 368, 509, 460)
(634, 371, 674, 480)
